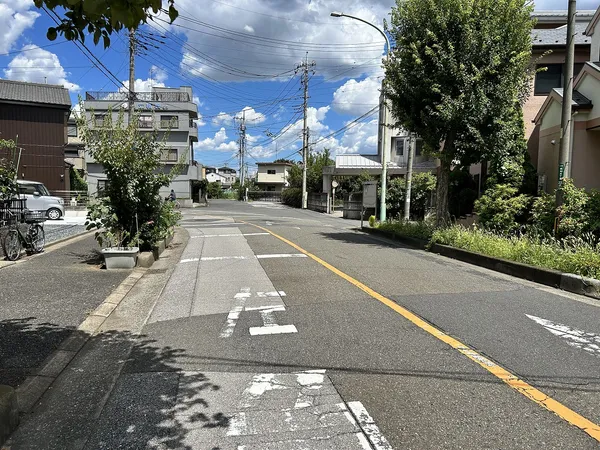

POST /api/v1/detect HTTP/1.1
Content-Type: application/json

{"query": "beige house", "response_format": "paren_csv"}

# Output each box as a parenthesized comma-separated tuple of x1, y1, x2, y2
(256, 162, 292, 192)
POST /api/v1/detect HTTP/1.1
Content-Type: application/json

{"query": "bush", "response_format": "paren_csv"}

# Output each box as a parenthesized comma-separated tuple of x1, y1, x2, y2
(385, 172, 436, 219)
(369, 215, 377, 228)
(69, 166, 87, 192)
(378, 219, 435, 240)
(475, 184, 531, 233)
(431, 225, 600, 280)
(281, 188, 302, 208)
(530, 193, 555, 235)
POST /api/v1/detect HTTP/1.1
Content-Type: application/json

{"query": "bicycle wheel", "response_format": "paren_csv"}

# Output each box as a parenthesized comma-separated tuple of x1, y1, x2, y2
(29, 224, 45, 253)
(3, 229, 22, 261)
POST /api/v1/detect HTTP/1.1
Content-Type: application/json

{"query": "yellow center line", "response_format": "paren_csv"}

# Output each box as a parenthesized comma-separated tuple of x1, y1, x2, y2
(242, 221, 600, 442)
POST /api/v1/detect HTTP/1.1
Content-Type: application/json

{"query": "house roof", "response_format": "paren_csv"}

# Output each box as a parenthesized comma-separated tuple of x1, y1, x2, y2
(336, 154, 382, 169)
(533, 87, 593, 124)
(585, 6, 600, 35)
(531, 22, 591, 46)
(0, 79, 71, 108)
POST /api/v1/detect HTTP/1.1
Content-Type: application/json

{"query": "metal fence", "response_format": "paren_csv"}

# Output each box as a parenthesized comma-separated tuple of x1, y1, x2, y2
(307, 193, 329, 213)
(52, 190, 89, 206)
(247, 191, 283, 202)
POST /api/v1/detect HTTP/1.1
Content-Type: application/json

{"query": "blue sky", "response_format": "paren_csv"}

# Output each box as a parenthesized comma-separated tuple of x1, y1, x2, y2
(1, 0, 599, 173)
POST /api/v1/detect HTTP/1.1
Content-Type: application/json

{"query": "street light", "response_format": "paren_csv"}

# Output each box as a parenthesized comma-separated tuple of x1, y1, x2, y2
(331, 11, 391, 222)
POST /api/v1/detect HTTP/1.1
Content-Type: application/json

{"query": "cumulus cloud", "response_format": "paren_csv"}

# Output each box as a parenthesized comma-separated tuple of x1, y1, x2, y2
(4, 44, 80, 91)
(332, 74, 382, 116)
(334, 118, 379, 155)
(164, 0, 392, 82)
(0, 0, 39, 54)
(212, 106, 266, 127)
(194, 127, 238, 152)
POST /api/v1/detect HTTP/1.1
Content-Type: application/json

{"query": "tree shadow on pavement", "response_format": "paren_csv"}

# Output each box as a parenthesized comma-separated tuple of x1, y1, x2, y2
(318, 230, 412, 250)
(3, 318, 227, 450)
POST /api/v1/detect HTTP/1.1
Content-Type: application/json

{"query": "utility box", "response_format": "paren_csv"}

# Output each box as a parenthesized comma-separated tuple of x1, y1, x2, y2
(363, 181, 377, 208)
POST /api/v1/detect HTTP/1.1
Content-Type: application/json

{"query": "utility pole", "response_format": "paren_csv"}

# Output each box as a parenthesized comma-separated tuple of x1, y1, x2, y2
(403, 133, 416, 221)
(557, 0, 576, 206)
(238, 110, 247, 187)
(297, 55, 315, 209)
(128, 29, 136, 114)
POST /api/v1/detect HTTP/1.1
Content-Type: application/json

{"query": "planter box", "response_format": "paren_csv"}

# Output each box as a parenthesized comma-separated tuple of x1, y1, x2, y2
(101, 247, 139, 269)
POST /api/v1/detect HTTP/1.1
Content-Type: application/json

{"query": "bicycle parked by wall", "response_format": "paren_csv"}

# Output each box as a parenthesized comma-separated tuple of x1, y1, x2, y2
(1, 198, 46, 261)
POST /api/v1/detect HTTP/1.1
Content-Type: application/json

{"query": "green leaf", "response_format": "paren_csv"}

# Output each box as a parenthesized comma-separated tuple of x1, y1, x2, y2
(93, 28, 101, 45)
(168, 5, 178, 23)
(46, 27, 57, 41)
(103, 34, 110, 48)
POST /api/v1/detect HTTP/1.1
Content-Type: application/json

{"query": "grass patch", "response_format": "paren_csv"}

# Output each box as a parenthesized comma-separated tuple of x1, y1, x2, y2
(377, 220, 435, 241)
(431, 226, 600, 280)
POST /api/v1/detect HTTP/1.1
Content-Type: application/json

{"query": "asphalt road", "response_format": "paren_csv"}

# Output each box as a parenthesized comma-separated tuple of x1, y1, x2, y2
(8, 199, 600, 449)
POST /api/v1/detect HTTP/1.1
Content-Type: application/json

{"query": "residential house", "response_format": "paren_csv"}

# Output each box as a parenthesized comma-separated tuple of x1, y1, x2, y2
(83, 86, 200, 205)
(0, 79, 71, 191)
(65, 113, 86, 179)
(204, 166, 236, 189)
(256, 162, 292, 192)
(533, 6, 600, 193)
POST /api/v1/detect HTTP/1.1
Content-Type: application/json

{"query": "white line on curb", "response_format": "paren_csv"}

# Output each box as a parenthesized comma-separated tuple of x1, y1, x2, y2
(347, 401, 393, 450)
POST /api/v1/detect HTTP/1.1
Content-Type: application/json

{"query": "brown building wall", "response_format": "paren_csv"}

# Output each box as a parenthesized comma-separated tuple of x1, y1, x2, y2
(0, 103, 69, 192)
(524, 47, 590, 169)
(571, 128, 600, 191)
(538, 128, 561, 192)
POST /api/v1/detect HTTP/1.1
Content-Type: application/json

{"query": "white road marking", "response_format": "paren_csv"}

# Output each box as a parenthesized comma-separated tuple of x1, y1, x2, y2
(255, 253, 307, 259)
(179, 258, 200, 264)
(256, 291, 286, 297)
(201, 256, 249, 261)
(347, 401, 393, 450)
(526, 314, 600, 356)
(249, 324, 298, 336)
(266, 221, 275, 225)
(220, 288, 251, 338)
(227, 412, 251, 436)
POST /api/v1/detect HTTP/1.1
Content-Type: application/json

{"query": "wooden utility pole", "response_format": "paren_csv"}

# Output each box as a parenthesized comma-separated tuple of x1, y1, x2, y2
(557, 0, 577, 205)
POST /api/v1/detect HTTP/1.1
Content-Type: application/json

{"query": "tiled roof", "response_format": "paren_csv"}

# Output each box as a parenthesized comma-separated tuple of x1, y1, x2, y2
(0, 79, 71, 107)
(531, 22, 591, 46)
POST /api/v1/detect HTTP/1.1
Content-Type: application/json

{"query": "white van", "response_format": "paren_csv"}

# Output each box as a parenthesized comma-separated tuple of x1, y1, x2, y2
(17, 180, 65, 220)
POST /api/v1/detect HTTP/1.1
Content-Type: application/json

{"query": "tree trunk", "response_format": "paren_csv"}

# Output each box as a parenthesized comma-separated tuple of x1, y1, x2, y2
(436, 137, 453, 227)
(436, 159, 450, 227)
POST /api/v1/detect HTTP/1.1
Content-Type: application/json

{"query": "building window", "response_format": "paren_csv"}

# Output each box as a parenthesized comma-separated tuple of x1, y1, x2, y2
(415, 139, 424, 156)
(160, 148, 178, 162)
(138, 115, 153, 128)
(396, 138, 405, 156)
(534, 63, 585, 96)
(267, 169, 276, 175)
(160, 115, 179, 129)
(68, 124, 78, 137)
(94, 114, 108, 127)
(97, 180, 109, 197)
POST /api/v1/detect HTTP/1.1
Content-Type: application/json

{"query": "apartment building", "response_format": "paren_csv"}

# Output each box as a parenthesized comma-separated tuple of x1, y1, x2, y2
(83, 86, 200, 206)
(256, 162, 292, 192)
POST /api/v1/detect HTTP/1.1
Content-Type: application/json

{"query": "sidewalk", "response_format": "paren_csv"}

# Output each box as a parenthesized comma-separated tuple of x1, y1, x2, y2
(0, 235, 130, 389)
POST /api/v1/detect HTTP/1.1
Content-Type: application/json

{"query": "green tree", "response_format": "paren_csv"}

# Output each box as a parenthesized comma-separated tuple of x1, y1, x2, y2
(0, 139, 18, 201)
(286, 149, 334, 193)
(384, 0, 534, 225)
(37, 0, 178, 48)
(386, 172, 436, 219)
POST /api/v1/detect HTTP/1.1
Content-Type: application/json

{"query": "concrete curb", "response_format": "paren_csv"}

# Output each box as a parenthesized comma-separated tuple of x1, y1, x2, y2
(14, 268, 147, 414)
(359, 226, 600, 301)
(360, 226, 429, 250)
(0, 386, 18, 446)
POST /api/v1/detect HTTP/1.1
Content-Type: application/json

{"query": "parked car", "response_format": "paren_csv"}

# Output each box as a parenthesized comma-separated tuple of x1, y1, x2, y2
(17, 180, 65, 220)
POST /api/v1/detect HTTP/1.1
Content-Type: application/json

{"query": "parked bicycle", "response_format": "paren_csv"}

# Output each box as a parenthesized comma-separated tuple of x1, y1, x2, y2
(1, 199, 46, 261)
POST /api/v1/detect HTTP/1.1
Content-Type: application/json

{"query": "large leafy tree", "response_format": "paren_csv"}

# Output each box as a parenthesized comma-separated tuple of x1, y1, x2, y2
(36, 0, 178, 47)
(384, 0, 534, 224)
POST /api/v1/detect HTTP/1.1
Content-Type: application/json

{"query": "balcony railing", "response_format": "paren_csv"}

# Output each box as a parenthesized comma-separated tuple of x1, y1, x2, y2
(160, 120, 179, 129)
(190, 120, 197, 129)
(85, 91, 191, 102)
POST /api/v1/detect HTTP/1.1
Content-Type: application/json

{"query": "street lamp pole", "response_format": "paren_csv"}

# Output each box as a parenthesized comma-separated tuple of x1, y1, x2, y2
(331, 12, 391, 222)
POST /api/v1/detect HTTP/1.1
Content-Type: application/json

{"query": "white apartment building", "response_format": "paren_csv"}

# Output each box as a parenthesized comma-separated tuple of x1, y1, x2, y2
(83, 86, 201, 206)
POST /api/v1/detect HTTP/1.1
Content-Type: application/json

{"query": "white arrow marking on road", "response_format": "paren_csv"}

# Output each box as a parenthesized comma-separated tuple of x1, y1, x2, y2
(220, 288, 251, 338)
(526, 314, 600, 356)
(249, 305, 297, 336)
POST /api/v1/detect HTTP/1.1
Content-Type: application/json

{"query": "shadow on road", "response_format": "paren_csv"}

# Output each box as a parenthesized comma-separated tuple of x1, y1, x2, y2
(318, 230, 411, 250)
(2, 318, 227, 449)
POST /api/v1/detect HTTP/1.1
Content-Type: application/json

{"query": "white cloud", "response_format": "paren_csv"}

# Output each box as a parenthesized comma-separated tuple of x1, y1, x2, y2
(534, 0, 599, 8)
(4, 44, 80, 91)
(212, 106, 266, 127)
(335, 118, 379, 155)
(332, 75, 381, 116)
(194, 127, 238, 152)
(0, 0, 39, 54)
(168, 0, 392, 82)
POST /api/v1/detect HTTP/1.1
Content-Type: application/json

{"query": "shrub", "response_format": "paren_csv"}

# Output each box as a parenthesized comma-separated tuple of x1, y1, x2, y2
(431, 225, 600, 280)
(369, 215, 377, 228)
(378, 219, 435, 240)
(69, 166, 87, 192)
(281, 188, 302, 208)
(475, 184, 531, 233)
(385, 172, 437, 220)
(530, 192, 555, 235)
